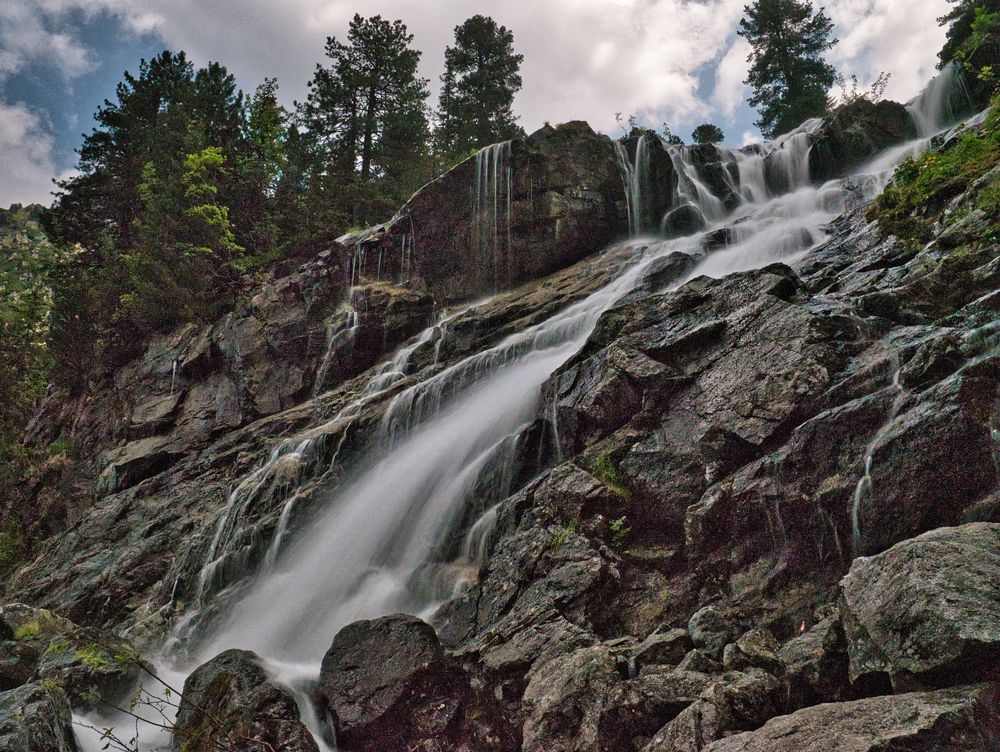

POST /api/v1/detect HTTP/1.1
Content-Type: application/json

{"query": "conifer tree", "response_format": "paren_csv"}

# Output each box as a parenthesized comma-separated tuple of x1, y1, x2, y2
(738, 0, 838, 138)
(436, 15, 525, 163)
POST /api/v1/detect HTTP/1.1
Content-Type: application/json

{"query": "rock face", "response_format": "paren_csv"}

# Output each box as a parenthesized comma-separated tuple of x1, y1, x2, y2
(840, 523, 1000, 688)
(0, 603, 143, 710)
(0, 683, 78, 752)
(174, 649, 318, 752)
(319, 614, 516, 752)
(704, 685, 999, 752)
(809, 99, 913, 181)
(343, 121, 626, 302)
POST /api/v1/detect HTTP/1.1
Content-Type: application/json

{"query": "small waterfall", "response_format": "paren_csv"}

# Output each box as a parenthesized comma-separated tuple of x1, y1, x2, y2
(851, 362, 906, 554)
(615, 135, 653, 235)
(313, 305, 361, 397)
(664, 143, 728, 231)
(907, 62, 975, 137)
(473, 141, 514, 290)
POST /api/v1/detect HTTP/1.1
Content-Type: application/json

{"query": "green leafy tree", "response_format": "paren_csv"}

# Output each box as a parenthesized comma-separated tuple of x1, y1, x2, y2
(939, 0, 1000, 68)
(436, 15, 525, 163)
(738, 0, 838, 138)
(691, 123, 726, 144)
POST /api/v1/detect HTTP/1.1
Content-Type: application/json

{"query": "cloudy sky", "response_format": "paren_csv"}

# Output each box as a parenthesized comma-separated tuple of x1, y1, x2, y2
(1, 0, 949, 207)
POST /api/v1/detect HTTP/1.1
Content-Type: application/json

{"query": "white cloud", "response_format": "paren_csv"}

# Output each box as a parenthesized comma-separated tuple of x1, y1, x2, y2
(0, 102, 63, 206)
(0, 0, 96, 83)
(826, 0, 950, 104)
(713, 37, 751, 119)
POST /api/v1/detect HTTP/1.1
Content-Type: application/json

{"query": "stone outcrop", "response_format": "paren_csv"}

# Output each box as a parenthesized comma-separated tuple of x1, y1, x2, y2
(319, 614, 516, 752)
(703, 685, 999, 752)
(0, 683, 78, 752)
(174, 649, 318, 752)
(343, 121, 626, 301)
(840, 523, 1000, 689)
(809, 99, 914, 181)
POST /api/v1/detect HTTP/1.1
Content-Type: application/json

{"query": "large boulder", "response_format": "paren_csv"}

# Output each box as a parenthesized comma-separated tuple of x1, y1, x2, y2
(840, 523, 1000, 688)
(0, 604, 143, 711)
(809, 99, 913, 181)
(319, 614, 515, 752)
(0, 683, 78, 752)
(703, 685, 998, 751)
(342, 121, 625, 301)
(173, 649, 318, 752)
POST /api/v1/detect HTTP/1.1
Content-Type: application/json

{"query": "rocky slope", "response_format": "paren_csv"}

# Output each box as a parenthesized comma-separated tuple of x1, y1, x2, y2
(2, 101, 999, 751)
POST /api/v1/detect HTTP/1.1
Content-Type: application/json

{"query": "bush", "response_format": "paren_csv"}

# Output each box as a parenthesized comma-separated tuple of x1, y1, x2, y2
(868, 98, 1000, 242)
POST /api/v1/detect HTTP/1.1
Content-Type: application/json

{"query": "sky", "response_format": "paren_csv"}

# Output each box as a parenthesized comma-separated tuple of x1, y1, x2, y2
(0, 0, 950, 207)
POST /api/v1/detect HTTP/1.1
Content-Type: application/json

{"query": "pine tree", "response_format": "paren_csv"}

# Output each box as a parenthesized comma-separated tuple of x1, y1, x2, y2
(691, 123, 726, 144)
(738, 0, 838, 138)
(435, 15, 525, 164)
(302, 15, 429, 191)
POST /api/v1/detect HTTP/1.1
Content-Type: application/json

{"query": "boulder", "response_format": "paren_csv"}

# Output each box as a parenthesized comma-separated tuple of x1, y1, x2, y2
(0, 683, 78, 752)
(319, 614, 515, 752)
(173, 649, 318, 752)
(342, 121, 625, 301)
(703, 685, 998, 752)
(722, 629, 782, 675)
(0, 604, 143, 711)
(778, 614, 848, 708)
(840, 523, 1000, 688)
(642, 670, 783, 752)
(688, 607, 731, 659)
(809, 99, 913, 182)
(634, 627, 693, 669)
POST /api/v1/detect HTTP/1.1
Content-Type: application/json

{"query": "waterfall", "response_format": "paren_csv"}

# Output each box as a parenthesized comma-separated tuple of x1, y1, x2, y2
(312, 305, 361, 397)
(473, 141, 514, 290)
(907, 61, 975, 138)
(615, 135, 653, 235)
(73, 100, 989, 752)
(851, 362, 907, 554)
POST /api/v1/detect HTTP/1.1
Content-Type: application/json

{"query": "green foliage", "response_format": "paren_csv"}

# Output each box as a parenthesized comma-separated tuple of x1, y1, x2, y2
(0, 529, 26, 573)
(940, 0, 1000, 69)
(301, 13, 431, 228)
(75, 643, 112, 669)
(609, 516, 631, 546)
(691, 123, 725, 144)
(592, 452, 631, 500)
(549, 521, 577, 552)
(436, 15, 525, 165)
(37, 678, 65, 693)
(868, 100, 1000, 242)
(739, 0, 838, 138)
(14, 621, 41, 640)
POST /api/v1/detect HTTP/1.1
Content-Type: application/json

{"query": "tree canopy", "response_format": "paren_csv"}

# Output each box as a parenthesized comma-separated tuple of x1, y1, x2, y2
(436, 15, 525, 164)
(691, 123, 726, 144)
(738, 0, 838, 138)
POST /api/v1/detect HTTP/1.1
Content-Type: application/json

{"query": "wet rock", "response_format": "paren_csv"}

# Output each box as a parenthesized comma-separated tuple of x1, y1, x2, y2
(319, 614, 515, 752)
(663, 203, 707, 237)
(722, 629, 782, 675)
(634, 627, 693, 669)
(810, 99, 913, 182)
(345, 121, 624, 301)
(0, 683, 77, 752)
(642, 670, 783, 752)
(840, 523, 1000, 688)
(704, 684, 998, 752)
(173, 649, 318, 752)
(778, 614, 848, 708)
(688, 607, 731, 659)
(0, 604, 143, 711)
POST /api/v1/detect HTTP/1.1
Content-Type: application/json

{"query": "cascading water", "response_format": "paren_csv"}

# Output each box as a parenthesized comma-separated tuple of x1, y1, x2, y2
(908, 61, 974, 138)
(473, 141, 514, 291)
(615, 135, 653, 235)
(74, 68, 985, 751)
